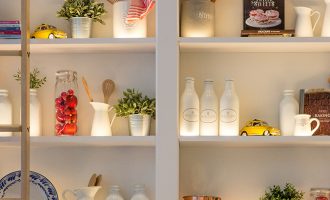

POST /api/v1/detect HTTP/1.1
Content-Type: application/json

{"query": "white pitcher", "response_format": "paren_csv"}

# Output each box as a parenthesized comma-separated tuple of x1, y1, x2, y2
(322, 0, 330, 36)
(63, 186, 101, 200)
(293, 114, 320, 136)
(90, 102, 116, 136)
(295, 7, 320, 37)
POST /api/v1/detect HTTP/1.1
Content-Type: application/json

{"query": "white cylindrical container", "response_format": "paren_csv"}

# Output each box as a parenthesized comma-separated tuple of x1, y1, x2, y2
(106, 185, 124, 200)
(181, 0, 215, 37)
(200, 79, 218, 136)
(71, 17, 92, 38)
(180, 77, 200, 136)
(30, 89, 41, 136)
(219, 80, 239, 136)
(279, 90, 299, 136)
(0, 90, 12, 136)
(113, 0, 147, 38)
(128, 114, 151, 136)
(130, 184, 149, 200)
(322, 0, 330, 36)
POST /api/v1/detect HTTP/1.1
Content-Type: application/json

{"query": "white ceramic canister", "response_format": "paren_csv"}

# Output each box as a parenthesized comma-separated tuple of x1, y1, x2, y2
(71, 17, 93, 38)
(279, 90, 299, 136)
(30, 89, 42, 136)
(0, 90, 12, 136)
(219, 79, 239, 136)
(200, 79, 218, 136)
(130, 184, 149, 200)
(180, 77, 200, 136)
(106, 185, 124, 200)
(113, 0, 147, 38)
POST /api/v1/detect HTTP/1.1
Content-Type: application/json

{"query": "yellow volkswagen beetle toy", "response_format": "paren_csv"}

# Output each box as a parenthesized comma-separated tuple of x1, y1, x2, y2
(240, 119, 280, 136)
(31, 24, 67, 39)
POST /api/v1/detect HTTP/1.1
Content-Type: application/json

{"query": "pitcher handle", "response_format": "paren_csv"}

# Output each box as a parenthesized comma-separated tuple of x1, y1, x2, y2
(108, 106, 117, 127)
(62, 189, 76, 200)
(310, 118, 320, 135)
(311, 11, 321, 31)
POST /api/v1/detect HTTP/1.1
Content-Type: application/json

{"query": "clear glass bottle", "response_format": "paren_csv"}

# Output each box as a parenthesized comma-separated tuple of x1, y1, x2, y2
(30, 89, 41, 136)
(55, 70, 78, 136)
(180, 77, 200, 136)
(279, 90, 299, 136)
(181, 0, 215, 37)
(106, 185, 124, 200)
(0, 90, 12, 136)
(200, 79, 218, 136)
(219, 79, 239, 136)
(130, 184, 149, 200)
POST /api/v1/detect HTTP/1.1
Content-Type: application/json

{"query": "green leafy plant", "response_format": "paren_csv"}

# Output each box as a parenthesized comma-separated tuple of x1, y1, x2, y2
(114, 89, 156, 119)
(260, 183, 304, 200)
(57, 0, 107, 24)
(13, 68, 47, 89)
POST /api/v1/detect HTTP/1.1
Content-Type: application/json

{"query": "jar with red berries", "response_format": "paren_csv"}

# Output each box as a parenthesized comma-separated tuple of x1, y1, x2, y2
(55, 70, 78, 136)
(311, 188, 330, 200)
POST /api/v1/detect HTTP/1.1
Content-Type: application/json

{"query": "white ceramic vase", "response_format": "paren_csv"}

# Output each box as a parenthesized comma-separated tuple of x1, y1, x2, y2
(30, 89, 41, 136)
(279, 90, 299, 136)
(200, 79, 218, 136)
(180, 77, 199, 136)
(71, 17, 92, 38)
(0, 90, 12, 136)
(219, 79, 239, 136)
(90, 102, 116, 136)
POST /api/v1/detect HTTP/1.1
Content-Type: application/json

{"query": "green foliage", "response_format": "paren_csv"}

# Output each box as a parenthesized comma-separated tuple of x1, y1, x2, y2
(13, 68, 47, 89)
(260, 183, 304, 200)
(57, 0, 107, 24)
(114, 89, 156, 119)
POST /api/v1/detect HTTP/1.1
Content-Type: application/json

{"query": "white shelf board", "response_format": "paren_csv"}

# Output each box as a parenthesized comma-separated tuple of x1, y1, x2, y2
(179, 37, 330, 53)
(0, 136, 156, 147)
(179, 136, 330, 147)
(0, 38, 155, 54)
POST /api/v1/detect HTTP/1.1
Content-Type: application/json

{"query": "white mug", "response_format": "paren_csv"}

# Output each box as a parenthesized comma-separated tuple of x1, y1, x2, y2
(293, 114, 320, 136)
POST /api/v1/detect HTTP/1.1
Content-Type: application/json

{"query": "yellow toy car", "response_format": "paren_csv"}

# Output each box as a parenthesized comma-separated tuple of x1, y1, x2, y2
(31, 24, 67, 39)
(240, 119, 280, 136)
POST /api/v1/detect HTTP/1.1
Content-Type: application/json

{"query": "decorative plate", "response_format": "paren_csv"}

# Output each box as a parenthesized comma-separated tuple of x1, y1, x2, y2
(0, 171, 58, 200)
(245, 18, 282, 28)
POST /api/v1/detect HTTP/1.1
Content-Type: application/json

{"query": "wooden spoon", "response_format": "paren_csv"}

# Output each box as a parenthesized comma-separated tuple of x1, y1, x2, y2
(95, 175, 102, 186)
(82, 77, 94, 102)
(88, 174, 97, 187)
(107, 0, 119, 4)
(102, 79, 115, 104)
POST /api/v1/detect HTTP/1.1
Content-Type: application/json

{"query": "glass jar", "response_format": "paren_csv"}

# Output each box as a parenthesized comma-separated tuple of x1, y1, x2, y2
(181, 0, 215, 37)
(55, 70, 78, 136)
(310, 188, 330, 200)
(130, 184, 149, 200)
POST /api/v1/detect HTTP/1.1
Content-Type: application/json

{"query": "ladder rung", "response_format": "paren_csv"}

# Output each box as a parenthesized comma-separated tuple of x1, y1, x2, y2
(0, 125, 22, 132)
(0, 50, 22, 56)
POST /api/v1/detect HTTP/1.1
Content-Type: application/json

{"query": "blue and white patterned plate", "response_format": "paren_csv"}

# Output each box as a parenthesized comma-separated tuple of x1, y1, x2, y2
(0, 171, 58, 200)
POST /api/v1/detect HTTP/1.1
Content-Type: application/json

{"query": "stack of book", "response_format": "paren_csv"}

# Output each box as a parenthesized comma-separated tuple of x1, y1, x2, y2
(0, 20, 21, 39)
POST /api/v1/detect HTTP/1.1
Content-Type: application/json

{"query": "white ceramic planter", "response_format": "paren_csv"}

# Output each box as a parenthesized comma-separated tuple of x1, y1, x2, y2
(113, 0, 147, 38)
(71, 17, 92, 38)
(128, 114, 151, 136)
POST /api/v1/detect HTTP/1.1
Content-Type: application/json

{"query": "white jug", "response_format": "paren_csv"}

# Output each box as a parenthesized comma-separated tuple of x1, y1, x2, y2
(295, 7, 320, 37)
(322, 0, 330, 36)
(63, 186, 101, 200)
(293, 114, 320, 136)
(90, 102, 116, 136)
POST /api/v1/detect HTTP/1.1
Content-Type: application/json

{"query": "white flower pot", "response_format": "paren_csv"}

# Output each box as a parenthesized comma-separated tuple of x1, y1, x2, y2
(71, 17, 92, 38)
(128, 114, 151, 136)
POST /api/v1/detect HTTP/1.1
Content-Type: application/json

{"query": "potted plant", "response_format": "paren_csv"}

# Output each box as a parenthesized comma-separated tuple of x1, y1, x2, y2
(114, 89, 155, 136)
(260, 183, 304, 200)
(57, 0, 106, 38)
(14, 68, 47, 136)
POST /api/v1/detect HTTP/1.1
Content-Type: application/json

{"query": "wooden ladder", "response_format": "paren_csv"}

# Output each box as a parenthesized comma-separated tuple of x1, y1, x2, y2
(0, 0, 30, 199)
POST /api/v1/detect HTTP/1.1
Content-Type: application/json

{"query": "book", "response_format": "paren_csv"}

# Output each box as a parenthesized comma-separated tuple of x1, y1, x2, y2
(0, 27, 20, 31)
(0, 24, 20, 28)
(0, 30, 21, 35)
(241, 29, 294, 37)
(0, 20, 20, 24)
(243, 0, 285, 30)
(0, 35, 21, 39)
(302, 89, 330, 135)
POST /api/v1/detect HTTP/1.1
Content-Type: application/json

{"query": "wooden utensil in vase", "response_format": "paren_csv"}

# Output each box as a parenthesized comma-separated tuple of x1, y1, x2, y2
(82, 77, 94, 102)
(102, 79, 115, 104)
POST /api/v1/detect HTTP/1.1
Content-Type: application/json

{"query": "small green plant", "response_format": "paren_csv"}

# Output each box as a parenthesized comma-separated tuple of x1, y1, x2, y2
(13, 68, 47, 89)
(57, 0, 107, 24)
(114, 89, 156, 119)
(260, 183, 304, 200)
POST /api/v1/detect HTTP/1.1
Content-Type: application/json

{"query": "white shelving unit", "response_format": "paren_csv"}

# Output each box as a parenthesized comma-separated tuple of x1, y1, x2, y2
(0, 0, 329, 200)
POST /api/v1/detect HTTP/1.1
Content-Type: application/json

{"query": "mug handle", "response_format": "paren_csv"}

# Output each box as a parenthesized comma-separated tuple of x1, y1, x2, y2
(62, 189, 76, 200)
(310, 118, 320, 135)
(311, 11, 321, 31)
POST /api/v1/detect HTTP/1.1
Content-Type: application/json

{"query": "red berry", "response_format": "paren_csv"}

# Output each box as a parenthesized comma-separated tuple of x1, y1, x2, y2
(68, 89, 74, 95)
(62, 123, 77, 135)
(66, 95, 78, 108)
(55, 124, 62, 130)
(61, 92, 68, 100)
(71, 114, 77, 123)
(316, 197, 328, 200)
(55, 97, 63, 105)
(56, 112, 66, 123)
(56, 104, 66, 112)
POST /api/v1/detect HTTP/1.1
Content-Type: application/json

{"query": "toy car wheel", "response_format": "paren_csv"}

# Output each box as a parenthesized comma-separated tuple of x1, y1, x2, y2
(48, 33, 55, 39)
(263, 130, 270, 136)
(31, 36, 35, 39)
(241, 131, 248, 136)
